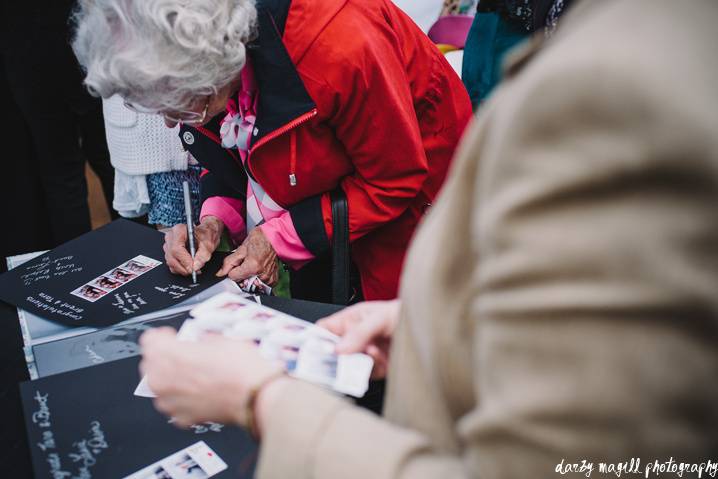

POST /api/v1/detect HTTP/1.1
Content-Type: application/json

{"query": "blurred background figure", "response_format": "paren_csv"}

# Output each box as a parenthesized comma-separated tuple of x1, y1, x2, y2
(428, 0, 478, 74)
(399, 0, 576, 106)
(462, 0, 575, 109)
(462, 0, 533, 107)
(391, 0, 444, 32)
(1, 5, 117, 476)
(429, 0, 478, 52)
(537, 0, 574, 35)
(103, 96, 201, 229)
(0, 64, 53, 259)
(1, 0, 116, 253)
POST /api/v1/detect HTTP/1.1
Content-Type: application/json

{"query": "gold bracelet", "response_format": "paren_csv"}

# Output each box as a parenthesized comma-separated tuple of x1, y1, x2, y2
(245, 368, 286, 440)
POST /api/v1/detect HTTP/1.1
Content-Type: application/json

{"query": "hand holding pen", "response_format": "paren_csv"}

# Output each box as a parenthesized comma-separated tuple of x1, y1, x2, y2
(163, 214, 224, 279)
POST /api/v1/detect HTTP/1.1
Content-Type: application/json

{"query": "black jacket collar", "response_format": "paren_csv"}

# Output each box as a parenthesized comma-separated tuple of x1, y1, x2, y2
(247, 0, 316, 147)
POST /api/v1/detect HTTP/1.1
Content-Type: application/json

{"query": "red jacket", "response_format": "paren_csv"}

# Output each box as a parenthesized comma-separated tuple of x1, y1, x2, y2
(182, 0, 472, 300)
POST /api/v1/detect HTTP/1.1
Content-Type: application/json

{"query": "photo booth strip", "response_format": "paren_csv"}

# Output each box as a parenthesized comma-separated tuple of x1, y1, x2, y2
(123, 441, 228, 479)
(72, 255, 162, 302)
(70, 284, 109, 303)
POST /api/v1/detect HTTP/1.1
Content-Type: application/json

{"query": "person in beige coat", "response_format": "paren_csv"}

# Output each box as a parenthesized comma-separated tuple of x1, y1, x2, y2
(139, 0, 718, 477)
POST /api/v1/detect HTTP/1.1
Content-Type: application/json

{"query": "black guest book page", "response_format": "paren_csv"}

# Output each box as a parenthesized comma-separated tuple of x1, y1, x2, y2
(0, 220, 227, 328)
(21, 356, 257, 478)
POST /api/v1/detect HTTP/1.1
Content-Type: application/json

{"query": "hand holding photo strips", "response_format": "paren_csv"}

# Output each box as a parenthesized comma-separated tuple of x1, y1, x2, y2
(136, 293, 374, 402)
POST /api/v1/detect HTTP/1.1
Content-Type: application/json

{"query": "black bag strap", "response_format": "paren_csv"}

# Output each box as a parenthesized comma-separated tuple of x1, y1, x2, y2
(330, 188, 351, 305)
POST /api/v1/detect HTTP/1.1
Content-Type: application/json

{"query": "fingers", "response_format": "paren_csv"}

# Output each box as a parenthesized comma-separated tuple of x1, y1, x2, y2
(139, 326, 178, 350)
(335, 316, 386, 355)
(217, 247, 247, 277)
(366, 344, 389, 379)
(217, 228, 280, 285)
(153, 397, 195, 428)
(193, 239, 215, 272)
(316, 307, 359, 336)
(193, 221, 221, 271)
(163, 225, 193, 275)
(257, 261, 278, 286)
(236, 229, 278, 283)
(269, 268, 279, 286)
(227, 257, 260, 282)
(139, 329, 178, 371)
(139, 328, 180, 411)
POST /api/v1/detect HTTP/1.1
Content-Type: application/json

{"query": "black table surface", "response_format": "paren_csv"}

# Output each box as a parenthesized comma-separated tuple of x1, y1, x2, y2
(0, 299, 33, 476)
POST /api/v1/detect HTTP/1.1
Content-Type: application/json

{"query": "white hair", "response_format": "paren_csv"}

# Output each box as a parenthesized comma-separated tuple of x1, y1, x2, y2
(72, 0, 257, 112)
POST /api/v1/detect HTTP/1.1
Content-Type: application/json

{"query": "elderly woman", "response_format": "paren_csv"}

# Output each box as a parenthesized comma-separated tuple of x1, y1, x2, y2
(72, 0, 472, 303)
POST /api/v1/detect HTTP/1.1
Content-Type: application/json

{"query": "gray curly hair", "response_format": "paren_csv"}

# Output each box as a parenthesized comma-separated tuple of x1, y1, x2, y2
(72, 0, 257, 112)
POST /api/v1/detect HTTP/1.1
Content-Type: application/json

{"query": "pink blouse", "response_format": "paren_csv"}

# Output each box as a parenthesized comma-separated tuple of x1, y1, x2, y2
(199, 60, 314, 268)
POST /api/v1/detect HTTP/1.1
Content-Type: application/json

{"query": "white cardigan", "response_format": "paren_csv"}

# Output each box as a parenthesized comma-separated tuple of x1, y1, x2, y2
(103, 95, 189, 217)
(102, 95, 187, 175)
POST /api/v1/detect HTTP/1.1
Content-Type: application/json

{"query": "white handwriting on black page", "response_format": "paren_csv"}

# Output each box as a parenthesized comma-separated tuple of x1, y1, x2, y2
(67, 421, 109, 478)
(21, 256, 83, 286)
(111, 291, 147, 315)
(27, 293, 85, 321)
(167, 417, 225, 434)
(84, 345, 105, 364)
(32, 391, 53, 435)
(154, 283, 198, 301)
(31, 391, 73, 478)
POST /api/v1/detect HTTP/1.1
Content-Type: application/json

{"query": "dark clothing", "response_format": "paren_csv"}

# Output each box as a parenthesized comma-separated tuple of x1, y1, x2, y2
(477, 0, 535, 31)
(2, 0, 116, 249)
(463, 0, 576, 108)
(288, 253, 363, 305)
(0, 62, 54, 258)
(531, 0, 557, 29)
(462, 12, 529, 108)
(544, 0, 574, 35)
(526, 0, 575, 33)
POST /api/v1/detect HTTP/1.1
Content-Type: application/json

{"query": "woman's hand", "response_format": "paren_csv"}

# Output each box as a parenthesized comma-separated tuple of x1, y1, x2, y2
(164, 216, 224, 275)
(139, 327, 284, 428)
(216, 228, 279, 286)
(317, 300, 401, 379)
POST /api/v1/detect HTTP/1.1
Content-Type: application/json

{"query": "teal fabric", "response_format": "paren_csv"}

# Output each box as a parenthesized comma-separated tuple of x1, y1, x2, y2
(461, 12, 529, 109)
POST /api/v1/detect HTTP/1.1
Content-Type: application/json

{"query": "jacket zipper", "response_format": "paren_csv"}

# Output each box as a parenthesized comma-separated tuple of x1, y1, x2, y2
(250, 108, 318, 186)
(289, 129, 297, 186)
(193, 125, 244, 171)
(191, 108, 316, 198)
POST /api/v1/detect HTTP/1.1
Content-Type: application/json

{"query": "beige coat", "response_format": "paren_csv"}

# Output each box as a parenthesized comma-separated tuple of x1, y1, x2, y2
(258, 0, 718, 477)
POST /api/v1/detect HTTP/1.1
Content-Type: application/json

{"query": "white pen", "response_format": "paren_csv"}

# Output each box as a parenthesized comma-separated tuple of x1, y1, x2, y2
(182, 181, 198, 284)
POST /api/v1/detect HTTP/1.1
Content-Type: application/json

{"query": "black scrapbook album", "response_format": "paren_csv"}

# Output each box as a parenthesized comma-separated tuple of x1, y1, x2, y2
(0, 220, 227, 328)
(3, 219, 353, 477)
(20, 356, 258, 479)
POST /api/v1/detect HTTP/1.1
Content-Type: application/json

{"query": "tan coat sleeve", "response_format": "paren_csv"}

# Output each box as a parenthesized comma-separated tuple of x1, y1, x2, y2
(257, 1, 718, 477)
